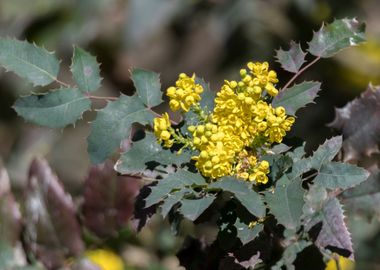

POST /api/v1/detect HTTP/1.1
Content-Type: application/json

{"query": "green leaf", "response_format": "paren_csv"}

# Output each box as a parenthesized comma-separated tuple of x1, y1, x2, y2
(71, 46, 102, 92)
(131, 68, 163, 108)
(0, 38, 60, 86)
(306, 198, 353, 259)
(160, 190, 187, 218)
(275, 41, 307, 73)
(179, 196, 215, 221)
(13, 88, 91, 128)
(87, 94, 153, 164)
(209, 177, 265, 218)
(235, 219, 264, 245)
(308, 18, 366, 58)
(264, 175, 305, 230)
(145, 169, 206, 207)
(115, 133, 191, 174)
(309, 136, 342, 170)
(272, 81, 321, 115)
(314, 161, 369, 190)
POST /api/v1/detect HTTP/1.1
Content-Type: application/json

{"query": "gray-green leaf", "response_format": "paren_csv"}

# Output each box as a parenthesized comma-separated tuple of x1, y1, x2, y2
(309, 136, 342, 170)
(308, 18, 366, 58)
(209, 177, 265, 218)
(264, 175, 305, 230)
(235, 219, 264, 245)
(275, 41, 306, 73)
(87, 94, 153, 164)
(272, 81, 321, 115)
(145, 169, 206, 207)
(13, 88, 91, 128)
(179, 196, 215, 221)
(131, 68, 162, 108)
(115, 133, 191, 174)
(314, 161, 369, 189)
(0, 38, 60, 86)
(71, 46, 102, 92)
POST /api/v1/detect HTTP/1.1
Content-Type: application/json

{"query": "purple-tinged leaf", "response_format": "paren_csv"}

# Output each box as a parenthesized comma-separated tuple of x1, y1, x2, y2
(23, 158, 84, 269)
(307, 198, 354, 259)
(276, 41, 307, 73)
(329, 84, 380, 162)
(82, 161, 140, 238)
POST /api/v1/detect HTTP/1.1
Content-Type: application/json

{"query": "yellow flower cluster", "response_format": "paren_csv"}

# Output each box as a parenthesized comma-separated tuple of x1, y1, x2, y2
(153, 61, 295, 184)
(166, 73, 203, 112)
(325, 255, 354, 270)
(86, 249, 124, 270)
(153, 113, 173, 148)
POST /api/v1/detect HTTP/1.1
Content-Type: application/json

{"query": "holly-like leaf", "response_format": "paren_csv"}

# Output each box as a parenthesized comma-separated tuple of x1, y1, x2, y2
(160, 189, 188, 218)
(272, 81, 321, 115)
(329, 84, 380, 162)
(341, 170, 380, 220)
(314, 161, 369, 190)
(115, 133, 191, 174)
(131, 68, 163, 108)
(275, 41, 307, 73)
(145, 169, 206, 207)
(235, 219, 264, 245)
(71, 46, 102, 92)
(289, 136, 342, 179)
(309, 136, 342, 170)
(179, 195, 216, 221)
(307, 198, 354, 259)
(82, 161, 140, 238)
(87, 94, 153, 164)
(0, 38, 60, 86)
(24, 158, 84, 269)
(264, 175, 305, 230)
(209, 177, 265, 218)
(308, 18, 366, 58)
(13, 88, 91, 128)
(227, 252, 262, 270)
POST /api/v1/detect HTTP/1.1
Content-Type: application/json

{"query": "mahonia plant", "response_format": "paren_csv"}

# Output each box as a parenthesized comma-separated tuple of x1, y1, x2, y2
(0, 18, 371, 270)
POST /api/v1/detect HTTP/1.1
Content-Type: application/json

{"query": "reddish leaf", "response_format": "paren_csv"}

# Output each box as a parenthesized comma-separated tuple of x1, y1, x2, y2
(82, 161, 140, 237)
(329, 84, 380, 162)
(24, 158, 84, 269)
(275, 41, 306, 73)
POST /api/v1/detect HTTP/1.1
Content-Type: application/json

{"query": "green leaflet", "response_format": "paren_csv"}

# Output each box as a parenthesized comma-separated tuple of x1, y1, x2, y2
(160, 190, 187, 218)
(145, 169, 206, 207)
(308, 18, 366, 58)
(288, 136, 342, 179)
(87, 94, 153, 164)
(272, 81, 321, 115)
(209, 177, 265, 218)
(13, 88, 91, 128)
(272, 240, 312, 270)
(179, 196, 216, 221)
(264, 175, 305, 230)
(314, 161, 369, 189)
(131, 68, 163, 108)
(275, 41, 306, 73)
(71, 46, 102, 92)
(115, 133, 192, 174)
(235, 219, 264, 245)
(0, 38, 60, 86)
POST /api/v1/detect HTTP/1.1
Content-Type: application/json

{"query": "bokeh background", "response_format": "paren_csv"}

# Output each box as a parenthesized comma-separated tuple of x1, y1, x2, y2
(1, 0, 380, 269)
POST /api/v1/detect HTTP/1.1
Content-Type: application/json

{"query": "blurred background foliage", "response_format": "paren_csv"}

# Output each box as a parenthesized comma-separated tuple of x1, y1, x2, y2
(1, 0, 380, 269)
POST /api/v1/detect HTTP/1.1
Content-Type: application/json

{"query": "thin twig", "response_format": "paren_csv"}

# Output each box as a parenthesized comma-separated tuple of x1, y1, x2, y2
(302, 171, 318, 182)
(281, 56, 321, 91)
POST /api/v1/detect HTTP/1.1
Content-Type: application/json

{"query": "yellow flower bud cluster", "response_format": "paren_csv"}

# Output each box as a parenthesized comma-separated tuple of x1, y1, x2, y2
(85, 249, 124, 270)
(166, 73, 203, 112)
(153, 113, 173, 148)
(153, 61, 295, 184)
